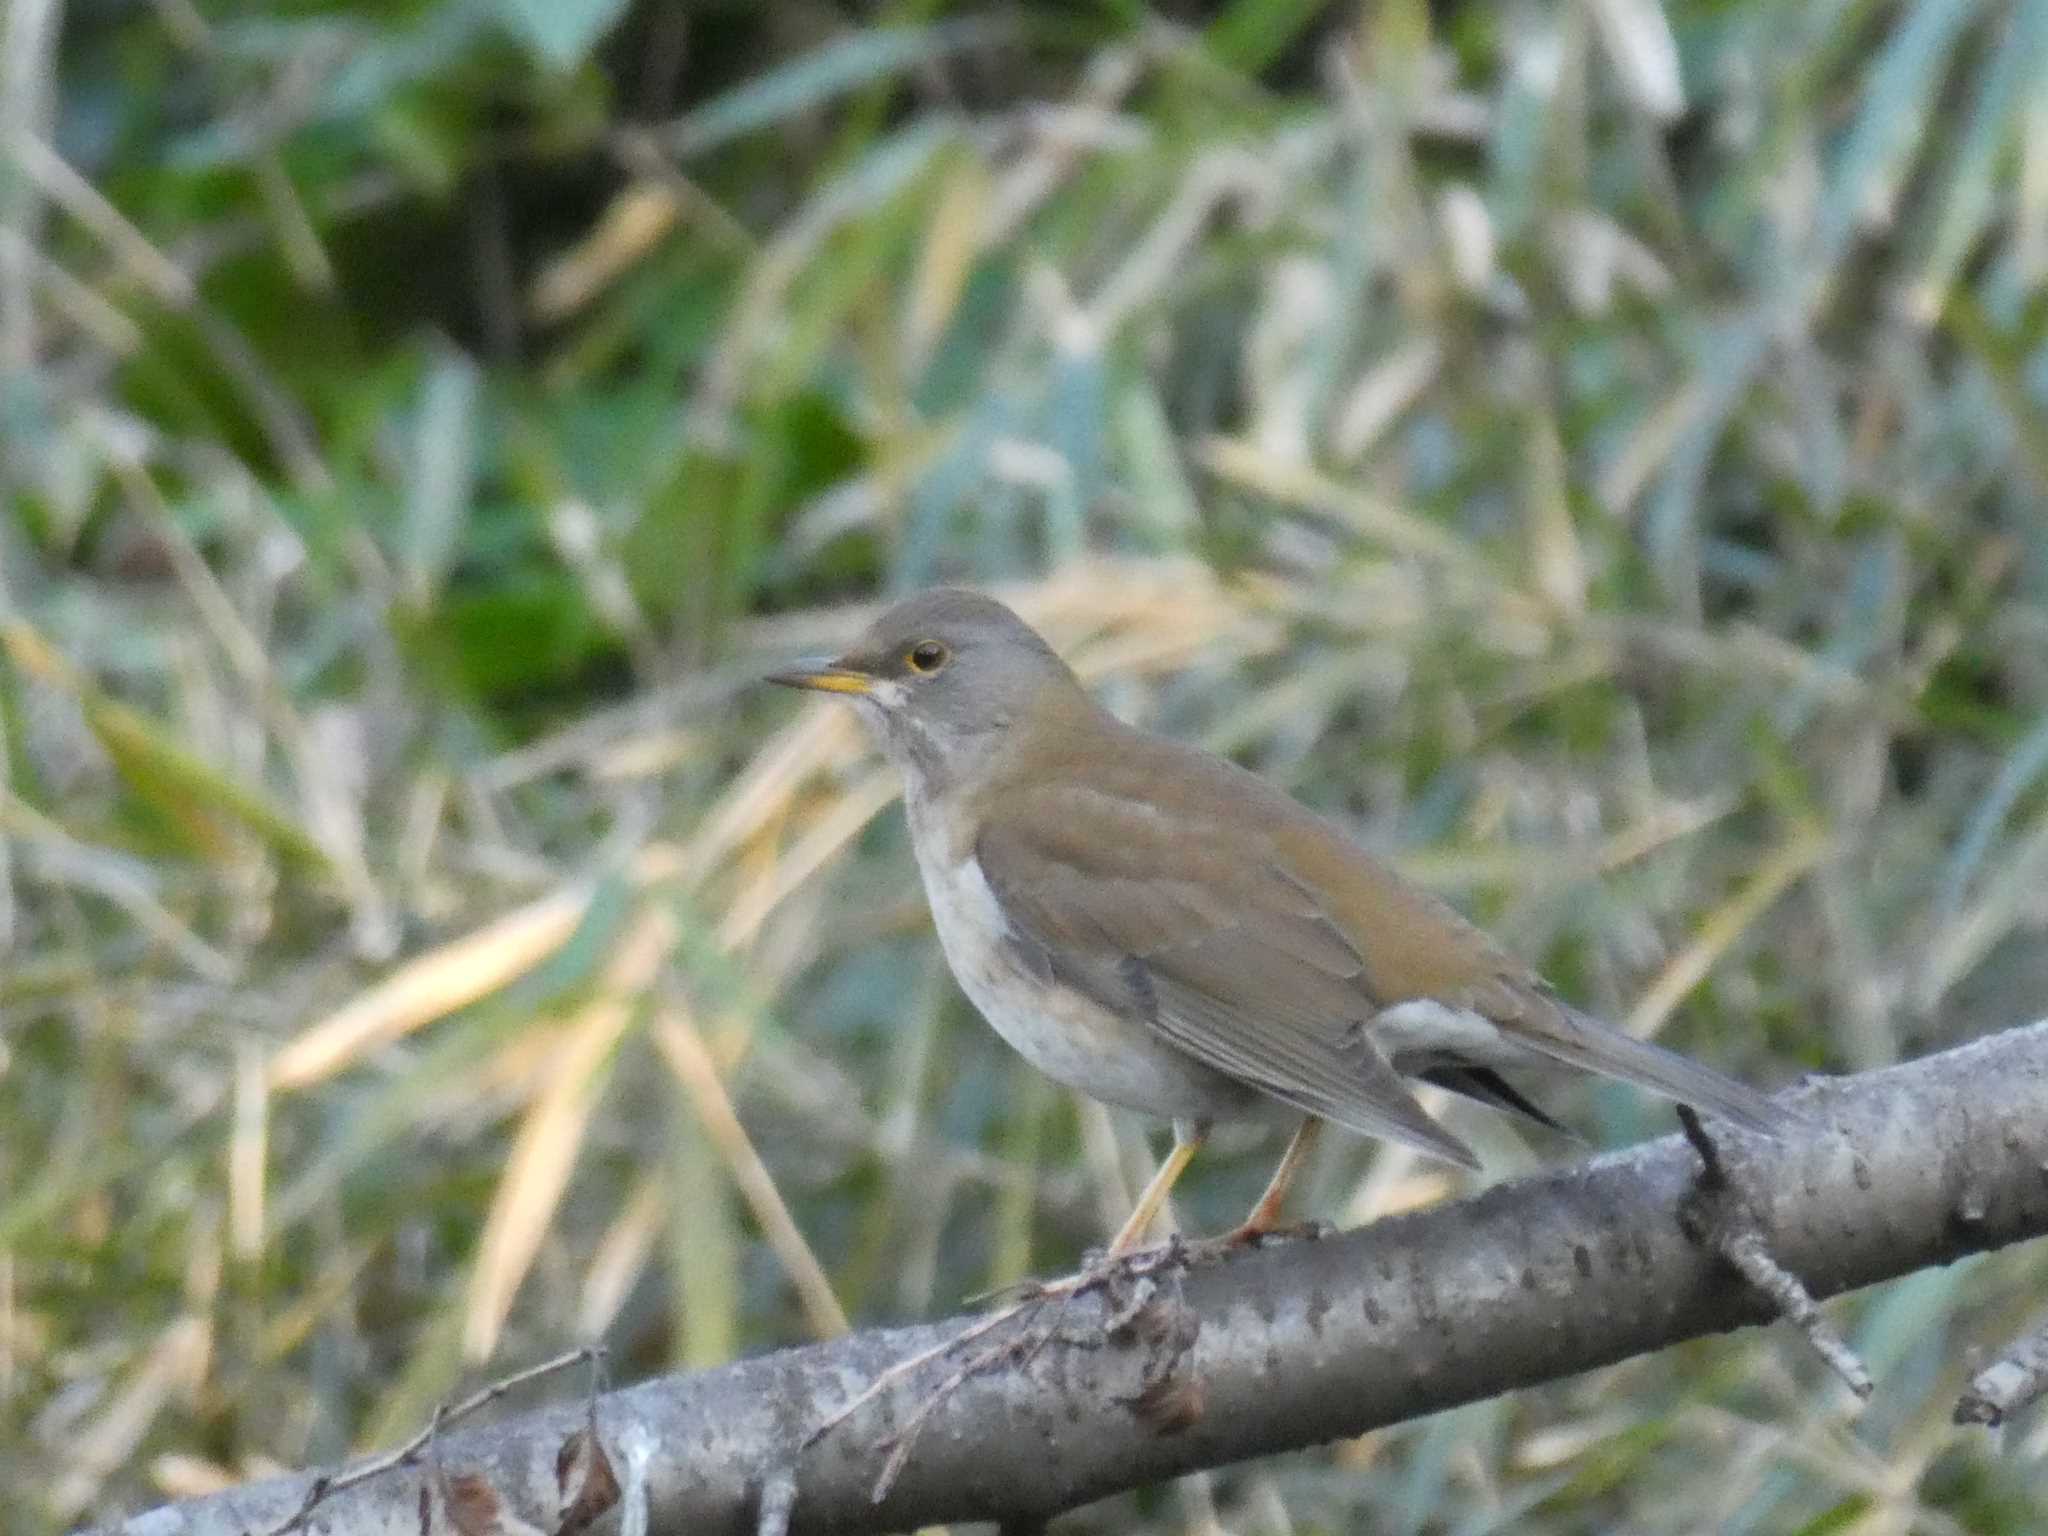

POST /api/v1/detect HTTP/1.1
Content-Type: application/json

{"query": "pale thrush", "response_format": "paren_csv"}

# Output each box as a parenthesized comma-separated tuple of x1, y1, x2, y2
(771, 589, 1790, 1254)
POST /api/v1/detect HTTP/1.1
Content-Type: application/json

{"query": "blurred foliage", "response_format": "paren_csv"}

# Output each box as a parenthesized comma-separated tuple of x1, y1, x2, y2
(4, 0, 2048, 1529)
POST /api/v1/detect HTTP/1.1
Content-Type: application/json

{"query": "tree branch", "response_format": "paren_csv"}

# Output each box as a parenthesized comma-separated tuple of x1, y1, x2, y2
(98, 1020, 2048, 1536)
(1674, 1103, 1874, 1397)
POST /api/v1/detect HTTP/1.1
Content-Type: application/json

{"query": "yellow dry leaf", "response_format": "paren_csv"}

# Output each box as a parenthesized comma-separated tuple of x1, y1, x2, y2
(575, 1177, 664, 1341)
(462, 908, 674, 1360)
(903, 152, 990, 374)
(653, 1006, 849, 1339)
(686, 705, 862, 884)
(269, 883, 594, 1091)
(717, 767, 898, 951)
(50, 1316, 210, 1518)
(529, 181, 681, 323)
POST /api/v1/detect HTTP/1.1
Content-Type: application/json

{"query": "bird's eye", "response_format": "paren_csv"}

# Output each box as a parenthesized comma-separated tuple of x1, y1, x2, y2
(905, 641, 949, 674)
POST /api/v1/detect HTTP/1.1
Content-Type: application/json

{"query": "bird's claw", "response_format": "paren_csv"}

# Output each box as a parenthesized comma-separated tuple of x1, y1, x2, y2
(972, 1234, 1194, 1311)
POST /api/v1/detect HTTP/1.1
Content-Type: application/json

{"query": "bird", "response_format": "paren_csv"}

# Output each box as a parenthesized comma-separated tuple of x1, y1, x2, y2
(769, 588, 1792, 1259)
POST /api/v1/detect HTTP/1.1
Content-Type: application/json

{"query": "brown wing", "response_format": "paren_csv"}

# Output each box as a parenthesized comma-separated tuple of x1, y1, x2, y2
(973, 770, 1481, 1168)
(979, 717, 1794, 1145)
(1271, 785, 1795, 1135)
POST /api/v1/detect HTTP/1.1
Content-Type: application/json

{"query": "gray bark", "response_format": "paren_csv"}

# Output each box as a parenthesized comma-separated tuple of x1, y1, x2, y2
(100, 1019, 2048, 1536)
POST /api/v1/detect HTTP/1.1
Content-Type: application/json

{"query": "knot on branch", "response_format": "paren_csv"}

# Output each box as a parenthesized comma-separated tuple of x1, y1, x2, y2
(1104, 1245, 1204, 1436)
(1676, 1105, 1873, 1400)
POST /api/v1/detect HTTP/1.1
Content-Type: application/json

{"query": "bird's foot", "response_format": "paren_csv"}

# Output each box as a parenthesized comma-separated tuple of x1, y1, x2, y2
(979, 1233, 1195, 1311)
(812, 1240, 1209, 1495)
(1189, 1216, 1337, 1258)
(975, 1218, 1335, 1313)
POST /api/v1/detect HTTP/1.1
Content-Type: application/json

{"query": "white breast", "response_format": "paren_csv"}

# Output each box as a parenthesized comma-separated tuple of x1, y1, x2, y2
(909, 834, 1255, 1122)
(918, 851, 1033, 1019)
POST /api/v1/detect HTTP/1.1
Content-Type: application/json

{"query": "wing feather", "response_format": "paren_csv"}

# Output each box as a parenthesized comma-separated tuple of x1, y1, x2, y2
(971, 728, 1793, 1163)
(974, 780, 1479, 1168)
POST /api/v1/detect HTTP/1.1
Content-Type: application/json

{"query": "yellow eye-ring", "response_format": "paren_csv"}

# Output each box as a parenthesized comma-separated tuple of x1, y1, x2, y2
(905, 641, 949, 674)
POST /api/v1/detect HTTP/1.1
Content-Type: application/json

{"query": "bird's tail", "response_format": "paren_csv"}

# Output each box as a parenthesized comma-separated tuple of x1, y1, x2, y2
(1525, 1002, 1804, 1136)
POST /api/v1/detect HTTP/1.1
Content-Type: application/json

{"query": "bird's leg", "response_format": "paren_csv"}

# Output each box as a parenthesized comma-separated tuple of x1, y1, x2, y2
(978, 1121, 1210, 1311)
(1105, 1119, 1208, 1256)
(888, 1125, 1215, 1473)
(1212, 1117, 1325, 1248)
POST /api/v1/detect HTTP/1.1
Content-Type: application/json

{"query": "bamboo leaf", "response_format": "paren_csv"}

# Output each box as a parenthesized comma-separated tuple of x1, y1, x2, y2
(1, 621, 334, 875)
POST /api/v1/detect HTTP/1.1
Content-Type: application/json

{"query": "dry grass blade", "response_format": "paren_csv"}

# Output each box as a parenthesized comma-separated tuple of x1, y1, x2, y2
(576, 1177, 664, 1340)
(717, 768, 899, 952)
(48, 1316, 209, 1519)
(0, 790, 235, 980)
(2, 619, 334, 874)
(652, 1005, 850, 1338)
(868, 1340, 1009, 1505)
(903, 154, 990, 377)
(229, 1039, 269, 1262)
(529, 182, 683, 323)
(1917, 815, 2048, 1016)
(802, 1302, 1042, 1454)
(269, 883, 596, 1091)
(1195, 437, 1531, 601)
(464, 909, 674, 1361)
(10, 130, 196, 305)
(1396, 793, 1738, 892)
(686, 707, 865, 885)
(1626, 822, 1832, 1040)
(108, 456, 390, 951)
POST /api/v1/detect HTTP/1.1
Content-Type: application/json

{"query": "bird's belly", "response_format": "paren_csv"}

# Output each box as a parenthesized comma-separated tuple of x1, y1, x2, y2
(918, 852, 1256, 1123)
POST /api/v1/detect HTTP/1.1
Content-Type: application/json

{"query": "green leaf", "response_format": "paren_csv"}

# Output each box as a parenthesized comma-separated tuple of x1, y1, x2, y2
(1934, 709, 2048, 919)
(1811, 0, 1980, 275)
(660, 21, 1007, 159)
(1205, 0, 1332, 75)
(433, 569, 617, 702)
(1903, 0, 2048, 320)
(493, 0, 630, 70)
(1, 622, 335, 876)
(402, 345, 482, 605)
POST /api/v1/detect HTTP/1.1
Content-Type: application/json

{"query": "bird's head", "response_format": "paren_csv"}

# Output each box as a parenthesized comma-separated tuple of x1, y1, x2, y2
(768, 588, 1083, 792)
